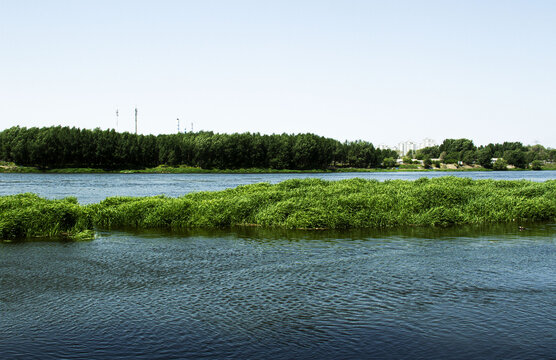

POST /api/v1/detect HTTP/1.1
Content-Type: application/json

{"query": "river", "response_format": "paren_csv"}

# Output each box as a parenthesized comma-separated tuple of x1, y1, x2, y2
(0, 170, 555, 204)
(1, 172, 555, 359)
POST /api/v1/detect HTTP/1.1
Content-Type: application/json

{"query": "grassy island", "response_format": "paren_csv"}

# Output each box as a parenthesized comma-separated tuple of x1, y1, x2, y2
(1, 177, 555, 241)
(0, 194, 93, 241)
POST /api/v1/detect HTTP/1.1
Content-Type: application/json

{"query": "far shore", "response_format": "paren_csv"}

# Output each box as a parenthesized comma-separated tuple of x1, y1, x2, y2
(1, 163, 555, 174)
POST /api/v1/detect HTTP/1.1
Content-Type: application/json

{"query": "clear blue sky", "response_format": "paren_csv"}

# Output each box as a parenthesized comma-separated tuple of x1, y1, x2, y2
(1, 0, 555, 147)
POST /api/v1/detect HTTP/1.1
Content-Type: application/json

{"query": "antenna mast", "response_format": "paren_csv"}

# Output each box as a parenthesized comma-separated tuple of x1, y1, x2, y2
(177, 118, 180, 133)
(115, 109, 119, 131)
(134, 107, 138, 134)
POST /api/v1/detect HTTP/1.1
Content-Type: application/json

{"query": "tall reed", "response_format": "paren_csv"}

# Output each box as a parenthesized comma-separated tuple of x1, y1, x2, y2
(90, 177, 556, 230)
(0, 193, 93, 240)
(1, 177, 555, 240)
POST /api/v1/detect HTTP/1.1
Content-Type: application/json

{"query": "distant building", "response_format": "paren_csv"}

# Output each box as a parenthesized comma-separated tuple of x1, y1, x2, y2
(420, 138, 436, 149)
(398, 141, 418, 156)
(389, 138, 437, 156)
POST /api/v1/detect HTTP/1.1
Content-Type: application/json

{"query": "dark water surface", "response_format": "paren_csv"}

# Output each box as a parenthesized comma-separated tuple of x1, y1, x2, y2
(0, 170, 555, 203)
(1, 172, 556, 359)
(1, 224, 556, 359)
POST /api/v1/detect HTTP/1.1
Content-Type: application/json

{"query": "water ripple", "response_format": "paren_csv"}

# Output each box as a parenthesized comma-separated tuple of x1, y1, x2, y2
(1, 229, 555, 359)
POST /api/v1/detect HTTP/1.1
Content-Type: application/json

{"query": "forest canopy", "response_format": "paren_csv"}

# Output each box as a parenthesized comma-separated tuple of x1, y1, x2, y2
(1, 126, 553, 170)
(415, 138, 555, 169)
(0, 126, 397, 170)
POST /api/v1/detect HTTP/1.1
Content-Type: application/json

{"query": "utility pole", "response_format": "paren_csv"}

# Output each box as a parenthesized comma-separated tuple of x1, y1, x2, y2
(134, 107, 138, 135)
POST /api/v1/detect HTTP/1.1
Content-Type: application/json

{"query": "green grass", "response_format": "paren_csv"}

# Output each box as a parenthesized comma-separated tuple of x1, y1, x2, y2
(2, 177, 556, 240)
(0, 193, 93, 241)
(0, 163, 41, 173)
(46, 167, 106, 173)
(1, 163, 555, 173)
(88, 177, 556, 230)
(130, 165, 335, 174)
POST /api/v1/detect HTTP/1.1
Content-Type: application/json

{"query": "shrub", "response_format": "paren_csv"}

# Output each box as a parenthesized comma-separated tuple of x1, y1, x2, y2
(382, 157, 396, 168)
(531, 160, 543, 171)
(493, 158, 508, 171)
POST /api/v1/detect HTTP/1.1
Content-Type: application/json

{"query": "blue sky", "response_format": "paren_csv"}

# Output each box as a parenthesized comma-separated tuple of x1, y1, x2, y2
(1, 0, 555, 146)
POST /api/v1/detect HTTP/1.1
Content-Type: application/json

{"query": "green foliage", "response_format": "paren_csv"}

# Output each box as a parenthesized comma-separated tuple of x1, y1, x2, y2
(1, 126, 553, 172)
(462, 150, 476, 165)
(531, 160, 543, 170)
(382, 157, 396, 168)
(504, 150, 527, 168)
(493, 158, 508, 171)
(0, 194, 93, 241)
(439, 138, 476, 164)
(0, 126, 394, 171)
(2, 178, 555, 239)
(416, 146, 440, 159)
(442, 153, 459, 164)
(477, 148, 493, 169)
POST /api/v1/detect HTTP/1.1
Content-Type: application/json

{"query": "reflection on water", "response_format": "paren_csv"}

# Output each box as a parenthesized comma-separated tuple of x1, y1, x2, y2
(1, 223, 555, 359)
(167, 221, 556, 242)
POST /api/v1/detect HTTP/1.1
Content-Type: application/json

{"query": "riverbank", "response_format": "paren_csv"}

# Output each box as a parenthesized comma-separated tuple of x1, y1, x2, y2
(1, 177, 555, 241)
(1, 163, 556, 174)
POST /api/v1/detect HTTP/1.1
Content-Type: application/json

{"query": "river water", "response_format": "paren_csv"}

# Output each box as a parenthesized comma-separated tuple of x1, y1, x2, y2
(1, 172, 556, 359)
(0, 170, 555, 204)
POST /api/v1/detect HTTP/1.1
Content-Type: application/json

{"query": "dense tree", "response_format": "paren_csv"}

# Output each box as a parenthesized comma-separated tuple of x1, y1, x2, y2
(531, 160, 543, 170)
(549, 149, 556, 162)
(493, 158, 508, 171)
(504, 150, 527, 169)
(1, 126, 552, 170)
(0, 126, 394, 170)
(477, 148, 494, 169)
(436, 138, 477, 164)
(462, 150, 476, 165)
(382, 157, 396, 168)
(416, 146, 440, 159)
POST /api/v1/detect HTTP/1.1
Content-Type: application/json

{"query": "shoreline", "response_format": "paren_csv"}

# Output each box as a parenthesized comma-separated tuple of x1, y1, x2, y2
(1, 165, 554, 174)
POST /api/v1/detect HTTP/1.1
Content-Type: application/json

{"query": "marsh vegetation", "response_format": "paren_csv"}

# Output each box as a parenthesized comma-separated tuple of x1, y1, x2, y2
(0, 193, 92, 241)
(1, 177, 555, 241)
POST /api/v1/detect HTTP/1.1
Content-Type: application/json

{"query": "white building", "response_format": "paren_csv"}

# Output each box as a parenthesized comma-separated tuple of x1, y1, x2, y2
(398, 141, 418, 156)
(420, 138, 436, 149)
(378, 144, 393, 151)
(378, 139, 437, 156)
(387, 138, 437, 156)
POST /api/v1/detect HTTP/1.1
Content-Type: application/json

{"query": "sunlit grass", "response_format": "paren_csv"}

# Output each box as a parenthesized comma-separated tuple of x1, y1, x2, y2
(91, 177, 556, 230)
(0, 193, 93, 241)
(2, 177, 555, 240)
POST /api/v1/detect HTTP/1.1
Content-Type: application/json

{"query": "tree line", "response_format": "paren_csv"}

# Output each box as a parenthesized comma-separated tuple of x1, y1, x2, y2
(0, 126, 398, 170)
(416, 138, 556, 169)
